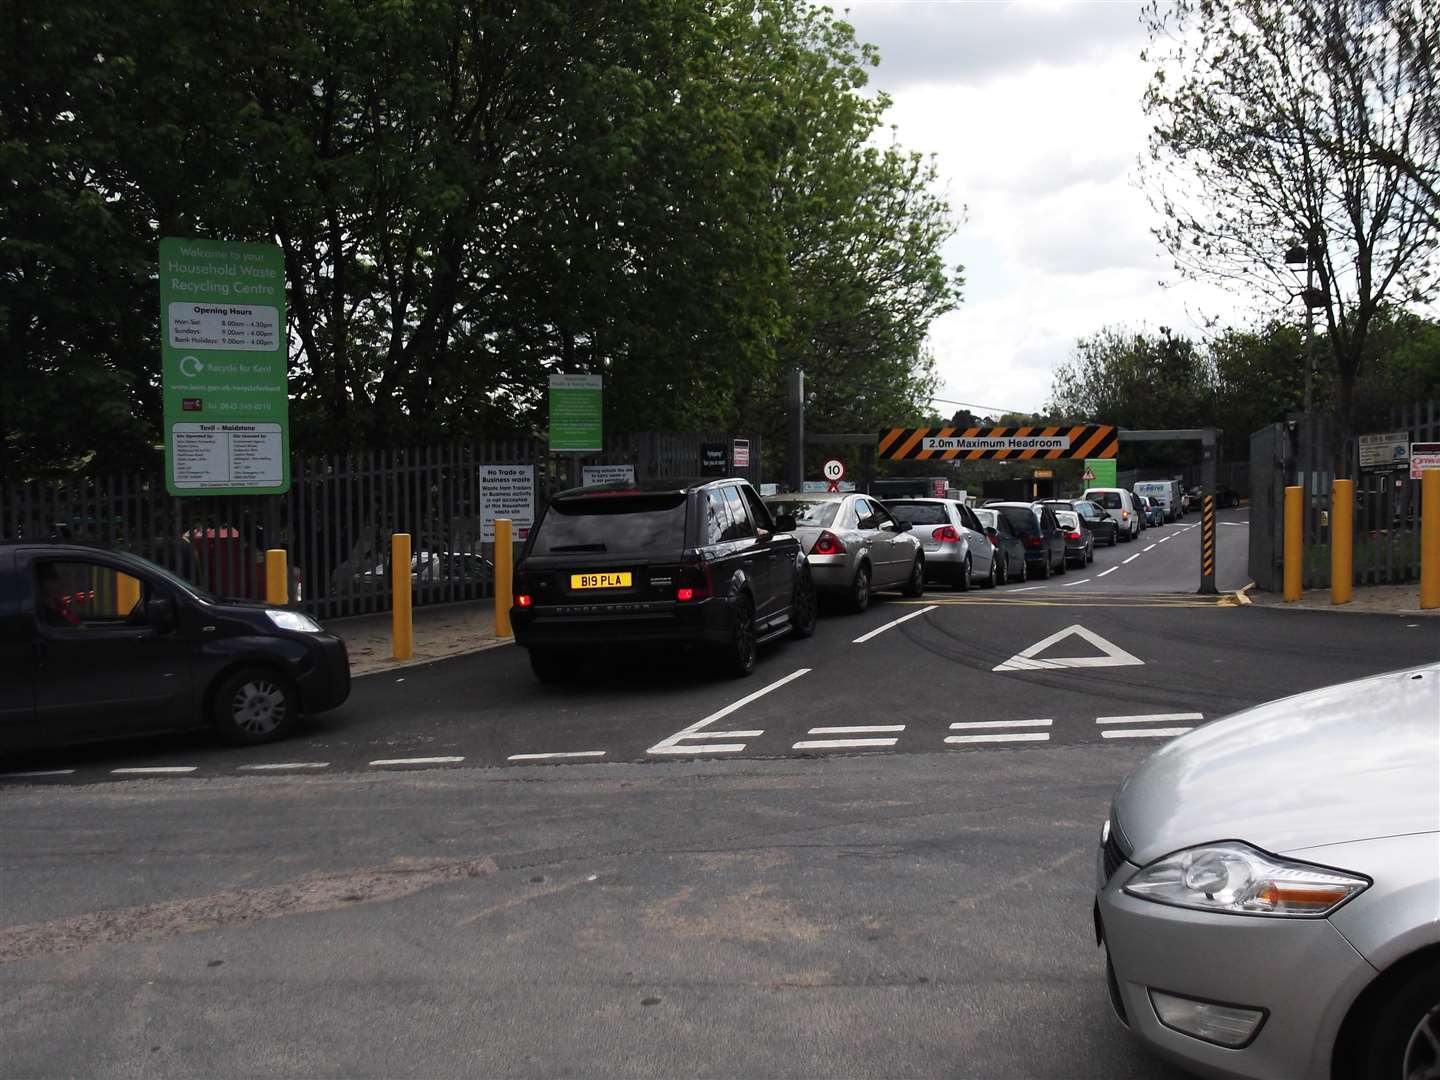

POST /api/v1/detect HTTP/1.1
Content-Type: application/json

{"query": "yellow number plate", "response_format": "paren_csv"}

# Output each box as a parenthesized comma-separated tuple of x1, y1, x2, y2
(570, 572, 632, 590)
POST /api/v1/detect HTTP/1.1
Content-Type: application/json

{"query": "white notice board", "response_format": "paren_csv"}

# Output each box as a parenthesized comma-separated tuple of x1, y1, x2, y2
(480, 464, 535, 541)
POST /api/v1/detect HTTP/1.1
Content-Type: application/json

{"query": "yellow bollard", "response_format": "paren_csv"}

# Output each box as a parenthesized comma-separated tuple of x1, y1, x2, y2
(494, 518, 514, 638)
(1330, 480, 1353, 605)
(392, 533, 413, 660)
(1422, 471, 1440, 610)
(265, 549, 289, 606)
(116, 573, 142, 617)
(1284, 485, 1303, 602)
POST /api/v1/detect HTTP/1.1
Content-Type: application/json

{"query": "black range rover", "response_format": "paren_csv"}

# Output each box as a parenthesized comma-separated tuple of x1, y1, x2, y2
(511, 478, 817, 681)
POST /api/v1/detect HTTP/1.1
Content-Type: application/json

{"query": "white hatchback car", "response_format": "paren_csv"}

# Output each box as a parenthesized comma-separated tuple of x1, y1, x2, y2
(1084, 487, 1142, 541)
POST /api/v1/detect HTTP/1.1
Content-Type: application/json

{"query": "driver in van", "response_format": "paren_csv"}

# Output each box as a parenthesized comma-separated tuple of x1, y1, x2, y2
(38, 564, 83, 627)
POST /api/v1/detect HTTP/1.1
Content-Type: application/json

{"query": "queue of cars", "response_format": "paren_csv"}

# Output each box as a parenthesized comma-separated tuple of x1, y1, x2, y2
(507, 478, 1183, 682)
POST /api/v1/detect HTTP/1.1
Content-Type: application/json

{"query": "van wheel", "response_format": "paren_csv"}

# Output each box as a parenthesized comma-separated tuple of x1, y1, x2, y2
(849, 564, 872, 613)
(719, 594, 757, 677)
(213, 667, 298, 745)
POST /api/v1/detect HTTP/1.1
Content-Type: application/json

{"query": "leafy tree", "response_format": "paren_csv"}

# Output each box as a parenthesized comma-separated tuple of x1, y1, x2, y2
(1048, 326, 1215, 432)
(1142, 0, 1440, 468)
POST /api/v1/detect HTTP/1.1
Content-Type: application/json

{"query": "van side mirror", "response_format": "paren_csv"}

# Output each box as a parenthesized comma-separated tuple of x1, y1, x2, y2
(773, 514, 797, 532)
(145, 596, 177, 628)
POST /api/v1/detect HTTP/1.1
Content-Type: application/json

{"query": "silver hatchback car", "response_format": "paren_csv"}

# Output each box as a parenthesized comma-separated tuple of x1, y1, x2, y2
(1096, 662, 1440, 1080)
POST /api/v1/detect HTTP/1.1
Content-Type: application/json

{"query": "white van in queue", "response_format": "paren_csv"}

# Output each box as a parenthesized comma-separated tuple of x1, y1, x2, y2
(1082, 488, 1142, 541)
(1132, 480, 1183, 523)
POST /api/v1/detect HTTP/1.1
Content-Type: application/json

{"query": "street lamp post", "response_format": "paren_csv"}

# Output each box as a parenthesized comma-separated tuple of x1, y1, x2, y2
(1284, 241, 1315, 416)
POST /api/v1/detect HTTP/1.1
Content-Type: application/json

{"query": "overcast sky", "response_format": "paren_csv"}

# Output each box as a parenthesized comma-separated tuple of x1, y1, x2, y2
(838, 0, 1244, 418)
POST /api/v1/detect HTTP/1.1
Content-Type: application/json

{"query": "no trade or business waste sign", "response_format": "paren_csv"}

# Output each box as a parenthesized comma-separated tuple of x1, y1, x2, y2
(879, 425, 1118, 461)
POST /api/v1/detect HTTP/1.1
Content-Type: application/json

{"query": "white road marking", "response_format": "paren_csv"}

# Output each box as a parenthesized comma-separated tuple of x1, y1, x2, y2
(0, 769, 76, 778)
(1096, 713, 1204, 725)
(793, 738, 898, 750)
(1061, 577, 1092, 587)
(111, 766, 197, 775)
(368, 756, 465, 766)
(1102, 727, 1194, 739)
(1096, 567, 1118, 577)
(647, 667, 811, 755)
(994, 624, 1143, 671)
(945, 733, 1051, 745)
(1010, 585, 1045, 592)
(1157, 536, 1171, 543)
(807, 725, 906, 735)
(852, 605, 938, 644)
(507, 751, 607, 762)
(1144, 544, 1157, 551)
(238, 762, 330, 771)
(949, 719, 1052, 730)
(1122, 553, 1140, 564)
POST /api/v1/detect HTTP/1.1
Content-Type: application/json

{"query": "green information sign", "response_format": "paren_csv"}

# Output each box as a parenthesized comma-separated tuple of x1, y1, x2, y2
(548, 374, 603, 452)
(160, 238, 289, 495)
(1085, 457, 1118, 488)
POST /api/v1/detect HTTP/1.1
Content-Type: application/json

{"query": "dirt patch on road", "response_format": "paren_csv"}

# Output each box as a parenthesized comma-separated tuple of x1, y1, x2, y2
(0, 855, 497, 965)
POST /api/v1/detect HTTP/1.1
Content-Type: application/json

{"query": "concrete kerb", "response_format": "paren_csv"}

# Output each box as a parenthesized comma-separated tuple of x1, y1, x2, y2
(325, 600, 514, 678)
(1244, 581, 1440, 617)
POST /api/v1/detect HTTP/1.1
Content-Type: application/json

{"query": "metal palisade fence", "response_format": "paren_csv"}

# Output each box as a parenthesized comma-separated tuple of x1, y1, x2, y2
(2, 432, 762, 621)
(1251, 400, 1439, 591)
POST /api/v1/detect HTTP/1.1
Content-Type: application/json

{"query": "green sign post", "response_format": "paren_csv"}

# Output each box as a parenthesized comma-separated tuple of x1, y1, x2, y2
(548, 374, 603, 452)
(160, 238, 289, 495)
(1085, 458, 1118, 488)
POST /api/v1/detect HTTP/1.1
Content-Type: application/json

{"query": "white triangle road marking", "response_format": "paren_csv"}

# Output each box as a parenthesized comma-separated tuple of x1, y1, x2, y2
(992, 623, 1143, 672)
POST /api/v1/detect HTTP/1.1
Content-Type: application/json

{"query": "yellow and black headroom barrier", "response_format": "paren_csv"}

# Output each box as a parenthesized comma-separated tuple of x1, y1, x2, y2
(1199, 495, 1217, 595)
(878, 424, 1118, 461)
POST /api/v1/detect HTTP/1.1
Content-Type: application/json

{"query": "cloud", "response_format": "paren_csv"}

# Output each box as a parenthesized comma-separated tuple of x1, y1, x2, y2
(842, 0, 1150, 92)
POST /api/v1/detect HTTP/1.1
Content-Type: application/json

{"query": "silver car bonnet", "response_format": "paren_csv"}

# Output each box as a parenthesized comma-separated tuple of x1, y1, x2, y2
(1113, 663, 1440, 866)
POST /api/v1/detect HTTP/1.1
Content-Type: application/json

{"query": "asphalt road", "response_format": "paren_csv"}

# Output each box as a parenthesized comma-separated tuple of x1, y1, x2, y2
(2, 505, 1436, 1078)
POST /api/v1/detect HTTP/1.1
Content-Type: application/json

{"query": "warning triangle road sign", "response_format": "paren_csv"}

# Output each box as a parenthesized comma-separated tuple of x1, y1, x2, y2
(993, 624, 1143, 672)
(1081, 469, 1096, 482)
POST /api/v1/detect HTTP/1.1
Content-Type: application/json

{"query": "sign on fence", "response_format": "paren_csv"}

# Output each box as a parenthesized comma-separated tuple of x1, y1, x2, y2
(480, 464, 535, 542)
(581, 464, 636, 486)
(1359, 431, 1410, 469)
(160, 238, 290, 495)
(548, 375, 603, 452)
(732, 438, 751, 469)
(700, 443, 727, 475)
(1410, 443, 1440, 480)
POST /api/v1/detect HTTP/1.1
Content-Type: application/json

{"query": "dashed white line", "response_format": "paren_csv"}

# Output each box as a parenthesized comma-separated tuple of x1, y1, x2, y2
(852, 605, 938, 644)
(945, 732, 1051, 745)
(0, 769, 76, 778)
(647, 667, 811, 755)
(1010, 585, 1046, 592)
(1144, 544, 1157, 552)
(949, 719, 1052, 730)
(1123, 553, 1141, 564)
(238, 762, 330, 771)
(1096, 567, 1118, 577)
(1096, 713, 1204, 725)
(1061, 577, 1092, 587)
(111, 766, 197, 775)
(793, 738, 898, 750)
(507, 751, 607, 762)
(807, 725, 906, 735)
(1101, 728, 1194, 739)
(1157, 536, 1171, 543)
(368, 756, 465, 767)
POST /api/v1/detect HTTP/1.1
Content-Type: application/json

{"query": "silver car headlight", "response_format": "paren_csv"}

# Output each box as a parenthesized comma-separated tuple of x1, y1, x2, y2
(266, 609, 322, 633)
(1123, 841, 1369, 917)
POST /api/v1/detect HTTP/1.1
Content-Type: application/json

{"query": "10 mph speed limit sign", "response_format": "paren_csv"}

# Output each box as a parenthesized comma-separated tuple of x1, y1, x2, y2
(823, 459, 845, 492)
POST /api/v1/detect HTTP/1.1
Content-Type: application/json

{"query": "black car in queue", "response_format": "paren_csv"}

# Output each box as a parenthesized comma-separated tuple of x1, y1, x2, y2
(987, 502, 1067, 579)
(510, 478, 817, 681)
(1072, 499, 1119, 546)
(1, 542, 351, 754)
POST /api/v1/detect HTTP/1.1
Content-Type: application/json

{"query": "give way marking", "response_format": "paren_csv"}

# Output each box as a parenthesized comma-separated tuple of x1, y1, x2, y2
(648, 668, 811, 755)
(993, 624, 1143, 672)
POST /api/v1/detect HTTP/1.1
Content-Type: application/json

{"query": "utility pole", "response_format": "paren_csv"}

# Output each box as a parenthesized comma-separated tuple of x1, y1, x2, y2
(788, 368, 805, 493)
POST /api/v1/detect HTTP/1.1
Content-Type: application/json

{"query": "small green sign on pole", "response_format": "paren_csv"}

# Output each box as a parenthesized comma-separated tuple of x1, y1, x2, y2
(548, 374, 603, 452)
(160, 238, 290, 495)
(1085, 458, 1118, 489)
